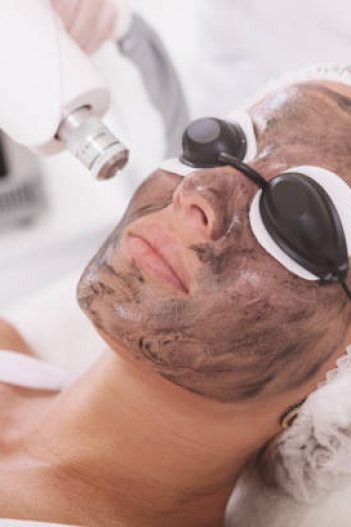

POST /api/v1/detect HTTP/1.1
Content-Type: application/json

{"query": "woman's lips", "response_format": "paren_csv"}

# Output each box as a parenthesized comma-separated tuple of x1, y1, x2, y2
(123, 232, 189, 294)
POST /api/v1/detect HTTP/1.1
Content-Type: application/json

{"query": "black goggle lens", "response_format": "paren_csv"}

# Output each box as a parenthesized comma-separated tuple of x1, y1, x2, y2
(181, 117, 247, 168)
(260, 173, 349, 284)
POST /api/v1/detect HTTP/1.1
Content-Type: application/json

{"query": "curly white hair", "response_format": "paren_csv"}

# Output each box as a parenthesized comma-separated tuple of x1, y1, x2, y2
(243, 63, 351, 109)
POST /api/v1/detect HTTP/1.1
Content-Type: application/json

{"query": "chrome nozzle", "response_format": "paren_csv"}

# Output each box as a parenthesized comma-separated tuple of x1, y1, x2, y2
(57, 107, 129, 180)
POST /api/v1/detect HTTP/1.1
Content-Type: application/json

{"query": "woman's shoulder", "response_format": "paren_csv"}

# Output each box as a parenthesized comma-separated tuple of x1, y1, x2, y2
(0, 350, 69, 452)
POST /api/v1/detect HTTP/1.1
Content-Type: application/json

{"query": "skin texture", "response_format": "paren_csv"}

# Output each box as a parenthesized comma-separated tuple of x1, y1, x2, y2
(78, 81, 351, 403)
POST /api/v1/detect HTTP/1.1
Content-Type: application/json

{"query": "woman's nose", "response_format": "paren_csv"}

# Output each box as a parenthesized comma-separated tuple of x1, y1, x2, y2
(172, 168, 238, 241)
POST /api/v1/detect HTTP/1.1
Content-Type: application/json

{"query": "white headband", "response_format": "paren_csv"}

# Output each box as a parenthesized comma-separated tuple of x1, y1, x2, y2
(261, 345, 351, 503)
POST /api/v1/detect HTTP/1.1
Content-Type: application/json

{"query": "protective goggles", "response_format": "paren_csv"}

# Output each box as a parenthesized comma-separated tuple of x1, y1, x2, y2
(161, 112, 351, 300)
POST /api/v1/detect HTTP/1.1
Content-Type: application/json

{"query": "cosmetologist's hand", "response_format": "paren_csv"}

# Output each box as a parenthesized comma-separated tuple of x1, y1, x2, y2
(51, 0, 120, 54)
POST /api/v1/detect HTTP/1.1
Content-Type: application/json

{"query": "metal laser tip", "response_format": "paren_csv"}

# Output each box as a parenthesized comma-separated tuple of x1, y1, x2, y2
(92, 144, 130, 180)
(58, 106, 129, 180)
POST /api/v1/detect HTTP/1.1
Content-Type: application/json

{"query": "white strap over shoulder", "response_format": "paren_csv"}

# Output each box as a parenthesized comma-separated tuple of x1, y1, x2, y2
(0, 350, 70, 391)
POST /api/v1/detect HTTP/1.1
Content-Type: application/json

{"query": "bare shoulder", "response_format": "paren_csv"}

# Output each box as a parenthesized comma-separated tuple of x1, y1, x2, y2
(0, 322, 42, 407)
(0, 318, 36, 357)
(0, 377, 57, 453)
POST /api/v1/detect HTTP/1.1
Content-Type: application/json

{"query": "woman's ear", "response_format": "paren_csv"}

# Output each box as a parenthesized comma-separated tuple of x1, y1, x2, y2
(279, 398, 306, 429)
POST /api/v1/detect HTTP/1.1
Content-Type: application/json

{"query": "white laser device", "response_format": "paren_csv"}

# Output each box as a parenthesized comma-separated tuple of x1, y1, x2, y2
(0, 0, 129, 180)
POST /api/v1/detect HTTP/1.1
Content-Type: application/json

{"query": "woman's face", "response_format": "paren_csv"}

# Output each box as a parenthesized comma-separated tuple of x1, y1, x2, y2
(78, 82, 351, 403)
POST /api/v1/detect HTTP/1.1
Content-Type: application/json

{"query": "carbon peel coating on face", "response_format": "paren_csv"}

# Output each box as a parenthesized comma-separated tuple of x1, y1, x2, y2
(78, 84, 351, 402)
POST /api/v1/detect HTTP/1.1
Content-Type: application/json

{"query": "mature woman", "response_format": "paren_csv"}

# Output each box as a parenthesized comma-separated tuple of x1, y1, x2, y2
(0, 64, 351, 526)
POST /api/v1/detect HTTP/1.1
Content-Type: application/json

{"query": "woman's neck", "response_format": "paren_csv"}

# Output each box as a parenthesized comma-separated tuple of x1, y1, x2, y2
(7, 350, 280, 527)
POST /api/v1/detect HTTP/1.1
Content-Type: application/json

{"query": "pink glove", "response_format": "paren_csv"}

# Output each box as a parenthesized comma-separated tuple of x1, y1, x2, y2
(51, 0, 132, 54)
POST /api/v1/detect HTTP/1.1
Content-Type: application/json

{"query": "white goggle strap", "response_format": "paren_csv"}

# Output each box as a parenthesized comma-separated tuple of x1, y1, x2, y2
(226, 109, 257, 162)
